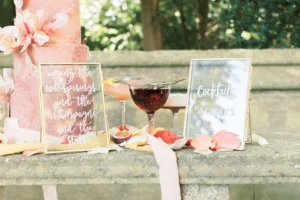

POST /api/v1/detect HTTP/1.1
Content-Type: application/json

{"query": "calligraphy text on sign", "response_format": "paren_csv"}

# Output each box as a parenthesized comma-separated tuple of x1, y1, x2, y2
(197, 82, 236, 116)
(43, 66, 100, 135)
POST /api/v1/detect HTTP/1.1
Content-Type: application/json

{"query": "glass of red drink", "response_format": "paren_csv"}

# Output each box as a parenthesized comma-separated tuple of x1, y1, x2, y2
(129, 83, 171, 134)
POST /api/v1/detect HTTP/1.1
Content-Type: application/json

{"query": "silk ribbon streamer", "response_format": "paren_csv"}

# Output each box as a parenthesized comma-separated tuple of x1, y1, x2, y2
(147, 134, 181, 200)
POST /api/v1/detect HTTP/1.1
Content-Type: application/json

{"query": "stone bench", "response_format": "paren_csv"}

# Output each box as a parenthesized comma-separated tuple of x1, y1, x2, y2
(0, 49, 300, 199)
(0, 131, 298, 200)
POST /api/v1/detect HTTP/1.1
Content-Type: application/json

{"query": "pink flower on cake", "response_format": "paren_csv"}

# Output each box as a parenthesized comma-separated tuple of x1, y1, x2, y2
(0, 26, 19, 55)
(13, 0, 23, 9)
(14, 9, 50, 52)
(43, 13, 69, 35)
(0, 0, 71, 55)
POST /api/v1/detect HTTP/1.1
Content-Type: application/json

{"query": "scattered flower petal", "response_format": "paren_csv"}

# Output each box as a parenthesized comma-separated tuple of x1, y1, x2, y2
(213, 130, 241, 150)
(154, 130, 181, 144)
(252, 134, 268, 146)
(168, 137, 189, 150)
(23, 148, 44, 156)
(189, 134, 215, 151)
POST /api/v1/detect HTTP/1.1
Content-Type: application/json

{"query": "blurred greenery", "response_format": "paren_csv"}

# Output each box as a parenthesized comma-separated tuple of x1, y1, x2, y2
(1, 0, 299, 50)
(81, 0, 143, 51)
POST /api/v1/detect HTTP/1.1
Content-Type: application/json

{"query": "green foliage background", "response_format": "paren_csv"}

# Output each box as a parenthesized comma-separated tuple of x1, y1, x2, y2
(1, 0, 299, 51)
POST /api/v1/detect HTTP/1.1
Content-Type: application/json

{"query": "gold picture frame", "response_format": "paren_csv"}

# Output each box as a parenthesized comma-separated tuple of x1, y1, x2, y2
(38, 63, 110, 154)
(183, 58, 252, 150)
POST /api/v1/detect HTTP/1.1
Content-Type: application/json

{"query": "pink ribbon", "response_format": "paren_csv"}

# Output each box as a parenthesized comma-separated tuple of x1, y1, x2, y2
(147, 134, 181, 200)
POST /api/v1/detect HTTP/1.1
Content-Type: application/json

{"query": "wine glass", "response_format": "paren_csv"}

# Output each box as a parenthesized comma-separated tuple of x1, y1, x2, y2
(104, 77, 141, 130)
(162, 93, 188, 135)
(129, 83, 171, 134)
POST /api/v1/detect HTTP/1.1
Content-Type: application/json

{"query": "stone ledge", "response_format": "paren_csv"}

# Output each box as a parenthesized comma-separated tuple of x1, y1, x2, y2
(0, 132, 299, 186)
(1, 49, 300, 68)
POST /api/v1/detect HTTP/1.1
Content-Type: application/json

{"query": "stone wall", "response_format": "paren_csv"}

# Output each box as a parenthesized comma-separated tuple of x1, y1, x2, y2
(1, 49, 300, 200)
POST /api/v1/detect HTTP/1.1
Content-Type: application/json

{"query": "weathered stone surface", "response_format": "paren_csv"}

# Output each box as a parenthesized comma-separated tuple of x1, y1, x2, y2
(1, 50, 300, 68)
(0, 50, 299, 199)
(3, 184, 161, 200)
(88, 49, 300, 66)
(0, 132, 299, 186)
(101, 66, 300, 90)
(181, 185, 229, 200)
(1, 50, 300, 90)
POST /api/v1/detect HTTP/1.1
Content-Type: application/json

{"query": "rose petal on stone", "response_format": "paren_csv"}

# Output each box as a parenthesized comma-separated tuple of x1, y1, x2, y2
(213, 130, 241, 150)
(189, 134, 215, 151)
(252, 134, 268, 146)
(169, 138, 189, 150)
(154, 130, 181, 144)
(22, 148, 44, 156)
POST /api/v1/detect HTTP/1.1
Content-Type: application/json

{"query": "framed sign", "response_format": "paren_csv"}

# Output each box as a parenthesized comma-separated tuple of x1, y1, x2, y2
(184, 59, 252, 150)
(38, 63, 110, 154)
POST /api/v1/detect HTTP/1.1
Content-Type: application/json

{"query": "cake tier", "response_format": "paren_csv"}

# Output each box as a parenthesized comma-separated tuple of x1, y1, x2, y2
(22, 0, 81, 44)
(11, 44, 87, 134)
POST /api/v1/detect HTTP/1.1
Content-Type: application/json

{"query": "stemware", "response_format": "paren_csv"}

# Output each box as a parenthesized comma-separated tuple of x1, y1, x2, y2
(162, 93, 188, 135)
(104, 77, 141, 129)
(129, 83, 171, 134)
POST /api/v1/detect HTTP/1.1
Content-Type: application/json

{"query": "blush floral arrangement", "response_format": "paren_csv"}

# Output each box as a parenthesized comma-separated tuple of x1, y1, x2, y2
(0, 0, 72, 70)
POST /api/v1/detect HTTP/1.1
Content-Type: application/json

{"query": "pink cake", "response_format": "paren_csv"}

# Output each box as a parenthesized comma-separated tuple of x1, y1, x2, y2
(11, 0, 87, 137)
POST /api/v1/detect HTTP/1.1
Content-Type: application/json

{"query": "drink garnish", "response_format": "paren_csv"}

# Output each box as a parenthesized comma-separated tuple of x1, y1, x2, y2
(104, 78, 117, 85)
(113, 79, 185, 89)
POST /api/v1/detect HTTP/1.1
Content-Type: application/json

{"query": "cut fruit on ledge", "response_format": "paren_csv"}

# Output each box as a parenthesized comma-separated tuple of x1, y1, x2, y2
(104, 78, 117, 85)
(112, 131, 131, 144)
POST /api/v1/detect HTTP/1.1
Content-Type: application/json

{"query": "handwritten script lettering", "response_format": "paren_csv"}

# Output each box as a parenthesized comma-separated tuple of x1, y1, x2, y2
(197, 83, 235, 100)
(43, 66, 100, 144)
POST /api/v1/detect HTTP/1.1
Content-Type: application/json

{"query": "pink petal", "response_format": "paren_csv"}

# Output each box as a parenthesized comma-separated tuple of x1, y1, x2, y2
(3, 48, 14, 55)
(43, 12, 69, 34)
(23, 148, 44, 156)
(14, 13, 26, 34)
(33, 32, 49, 45)
(213, 130, 241, 150)
(18, 10, 37, 35)
(0, 33, 18, 55)
(53, 13, 69, 28)
(13, 0, 23, 9)
(23, 22, 31, 35)
(20, 36, 32, 52)
(190, 134, 215, 151)
(0, 26, 19, 37)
